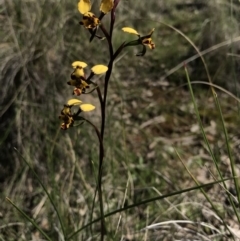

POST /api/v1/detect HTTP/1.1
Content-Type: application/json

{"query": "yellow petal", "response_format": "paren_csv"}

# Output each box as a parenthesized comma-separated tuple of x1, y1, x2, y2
(80, 104, 95, 112)
(67, 99, 82, 106)
(72, 61, 87, 69)
(122, 27, 139, 35)
(74, 68, 85, 77)
(100, 0, 114, 14)
(78, 0, 91, 14)
(91, 65, 108, 74)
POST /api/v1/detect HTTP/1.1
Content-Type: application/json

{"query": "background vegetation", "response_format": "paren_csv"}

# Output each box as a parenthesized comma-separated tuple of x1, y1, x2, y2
(1, 0, 240, 240)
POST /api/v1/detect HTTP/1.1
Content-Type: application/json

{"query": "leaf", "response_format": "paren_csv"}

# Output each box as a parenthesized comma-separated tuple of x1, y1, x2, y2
(67, 99, 82, 106)
(100, 0, 114, 14)
(122, 27, 139, 35)
(80, 104, 95, 112)
(91, 65, 108, 75)
(78, 0, 91, 14)
(72, 61, 87, 69)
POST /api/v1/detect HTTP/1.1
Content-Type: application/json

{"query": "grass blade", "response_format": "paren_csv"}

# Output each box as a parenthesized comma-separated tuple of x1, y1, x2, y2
(14, 148, 66, 238)
(67, 178, 231, 240)
(6, 197, 52, 241)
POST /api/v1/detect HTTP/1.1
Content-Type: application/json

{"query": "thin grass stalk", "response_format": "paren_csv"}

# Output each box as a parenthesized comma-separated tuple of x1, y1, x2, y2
(188, 81, 240, 102)
(175, 149, 234, 239)
(6, 197, 52, 241)
(14, 148, 66, 239)
(158, 21, 213, 91)
(184, 66, 239, 214)
(214, 96, 240, 217)
(66, 178, 231, 240)
(184, 66, 240, 239)
(184, 83, 240, 216)
(230, 0, 240, 113)
(160, 36, 240, 81)
(163, 21, 239, 215)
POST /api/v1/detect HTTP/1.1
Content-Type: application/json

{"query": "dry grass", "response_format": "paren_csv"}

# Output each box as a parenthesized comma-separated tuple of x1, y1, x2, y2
(1, 0, 240, 240)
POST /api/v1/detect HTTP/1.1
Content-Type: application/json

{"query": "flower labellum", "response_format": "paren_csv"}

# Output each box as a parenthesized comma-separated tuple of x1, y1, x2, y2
(80, 12, 100, 29)
(140, 28, 155, 50)
(122, 27, 155, 56)
(59, 105, 74, 130)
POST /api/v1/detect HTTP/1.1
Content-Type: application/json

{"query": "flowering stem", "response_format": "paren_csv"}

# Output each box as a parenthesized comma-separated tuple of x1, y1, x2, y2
(84, 118, 106, 238)
(89, 25, 114, 237)
(84, 119, 104, 159)
(94, 18, 115, 241)
(94, 60, 113, 241)
(100, 24, 113, 58)
(96, 6, 123, 240)
(96, 85, 103, 105)
(101, 60, 113, 138)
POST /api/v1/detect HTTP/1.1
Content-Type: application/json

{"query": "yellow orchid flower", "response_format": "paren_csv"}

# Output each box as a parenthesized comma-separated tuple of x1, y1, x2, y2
(122, 27, 155, 56)
(78, 0, 114, 29)
(68, 61, 108, 96)
(59, 105, 74, 130)
(71, 61, 87, 79)
(79, 12, 100, 29)
(140, 29, 155, 50)
(59, 101, 96, 130)
(68, 61, 89, 95)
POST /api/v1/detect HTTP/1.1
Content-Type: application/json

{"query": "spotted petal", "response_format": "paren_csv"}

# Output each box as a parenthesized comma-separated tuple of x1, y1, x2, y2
(91, 65, 108, 75)
(80, 104, 95, 112)
(122, 27, 139, 35)
(78, 0, 91, 14)
(100, 0, 114, 14)
(72, 61, 87, 69)
(67, 99, 82, 106)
